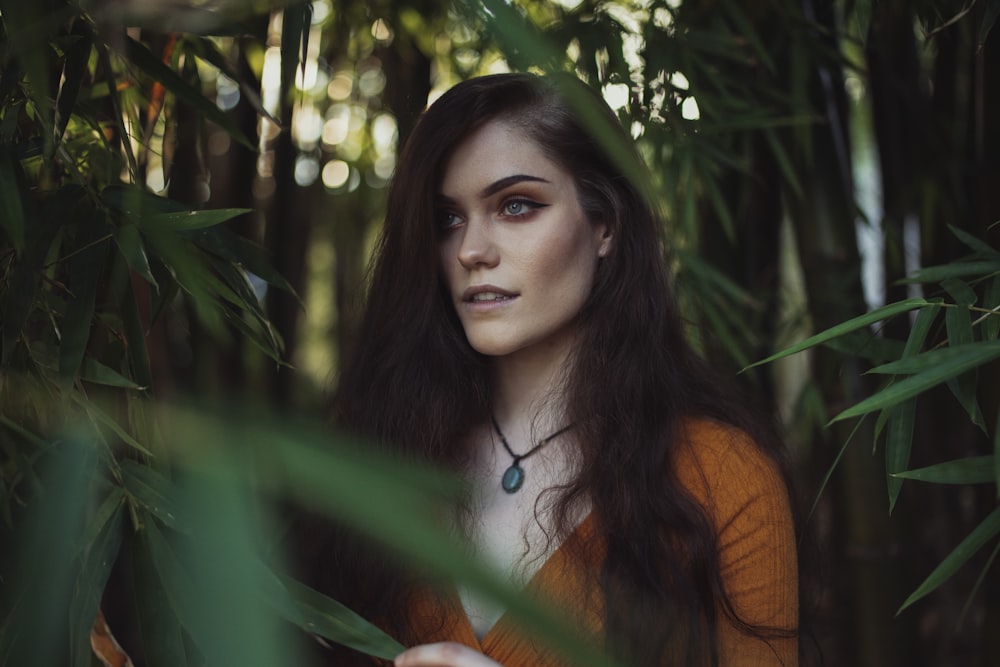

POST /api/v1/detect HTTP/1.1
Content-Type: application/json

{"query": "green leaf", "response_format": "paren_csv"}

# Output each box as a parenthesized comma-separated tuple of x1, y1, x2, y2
(119, 278, 154, 390)
(725, 3, 776, 74)
(0, 437, 95, 667)
(280, 2, 312, 97)
(70, 492, 125, 667)
(59, 214, 111, 384)
(943, 280, 984, 429)
(833, 343, 1000, 423)
(763, 127, 804, 198)
(898, 507, 1000, 613)
(885, 300, 943, 509)
(822, 330, 906, 364)
(144, 208, 252, 233)
(123, 36, 254, 149)
(855, 0, 873, 44)
(903, 299, 942, 356)
(185, 36, 278, 125)
(744, 298, 931, 370)
(121, 461, 184, 531)
(948, 225, 1000, 258)
(80, 357, 146, 390)
(0, 149, 26, 251)
(76, 397, 154, 457)
(984, 274, 1000, 341)
(808, 415, 868, 520)
(274, 573, 405, 659)
(866, 342, 1000, 375)
(102, 184, 187, 218)
(979, 0, 1000, 47)
(93, 38, 138, 180)
(886, 399, 915, 513)
(114, 224, 159, 288)
(133, 525, 189, 667)
(54, 27, 92, 145)
(140, 518, 207, 638)
(958, 540, 1000, 625)
(899, 260, 1000, 285)
(892, 456, 995, 485)
(196, 226, 298, 298)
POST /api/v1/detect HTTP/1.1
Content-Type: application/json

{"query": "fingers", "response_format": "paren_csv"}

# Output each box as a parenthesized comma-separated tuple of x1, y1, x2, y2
(394, 642, 502, 667)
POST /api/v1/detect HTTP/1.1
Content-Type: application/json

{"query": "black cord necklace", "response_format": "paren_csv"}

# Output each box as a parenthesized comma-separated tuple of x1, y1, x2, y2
(490, 416, 573, 494)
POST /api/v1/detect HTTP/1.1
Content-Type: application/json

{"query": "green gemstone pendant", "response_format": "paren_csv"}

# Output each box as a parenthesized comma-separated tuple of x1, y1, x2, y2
(501, 464, 525, 493)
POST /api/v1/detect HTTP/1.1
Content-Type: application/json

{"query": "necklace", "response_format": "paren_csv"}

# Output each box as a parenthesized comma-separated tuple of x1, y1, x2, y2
(490, 416, 573, 494)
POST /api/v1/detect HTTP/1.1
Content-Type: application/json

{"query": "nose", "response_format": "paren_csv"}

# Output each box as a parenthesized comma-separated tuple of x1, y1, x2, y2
(457, 218, 499, 269)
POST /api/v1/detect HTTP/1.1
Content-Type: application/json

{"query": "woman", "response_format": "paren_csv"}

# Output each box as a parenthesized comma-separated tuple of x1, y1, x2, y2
(326, 72, 798, 666)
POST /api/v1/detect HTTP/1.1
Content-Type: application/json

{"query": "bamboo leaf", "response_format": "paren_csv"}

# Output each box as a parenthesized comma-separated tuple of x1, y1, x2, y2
(808, 415, 868, 520)
(899, 260, 1000, 284)
(892, 456, 995, 485)
(903, 299, 942, 356)
(886, 399, 915, 513)
(133, 525, 189, 667)
(856, 0, 873, 43)
(123, 36, 254, 149)
(0, 148, 26, 251)
(184, 36, 279, 125)
(119, 277, 154, 389)
(80, 357, 146, 390)
(898, 507, 1000, 613)
(54, 27, 91, 145)
(943, 279, 985, 429)
(866, 343, 1000, 375)
(763, 127, 804, 198)
(832, 343, 1000, 423)
(102, 184, 187, 218)
(984, 275, 1000, 341)
(744, 298, 931, 370)
(76, 397, 154, 457)
(979, 0, 1000, 47)
(958, 540, 1000, 626)
(725, 3, 776, 74)
(121, 460, 184, 531)
(144, 208, 252, 233)
(274, 573, 405, 659)
(948, 224, 1000, 258)
(196, 226, 298, 298)
(59, 213, 110, 384)
(141, 518, 206, 637)
(92, 38, 138, 180)
(70, 492, 125, 667)
(0, 438, 95, 666)
(114, 224, 159, 288)
(822, 330, 906, 364)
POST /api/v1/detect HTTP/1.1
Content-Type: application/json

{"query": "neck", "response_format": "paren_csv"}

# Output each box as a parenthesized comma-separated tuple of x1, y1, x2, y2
(490, 335, 575, 436)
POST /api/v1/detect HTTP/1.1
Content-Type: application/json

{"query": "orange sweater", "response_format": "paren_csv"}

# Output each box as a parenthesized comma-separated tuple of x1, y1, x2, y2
(408, 419, 799, 666)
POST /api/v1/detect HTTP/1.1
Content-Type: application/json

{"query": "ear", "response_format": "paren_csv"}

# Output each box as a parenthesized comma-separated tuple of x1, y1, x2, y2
(595, 223, 613, 258)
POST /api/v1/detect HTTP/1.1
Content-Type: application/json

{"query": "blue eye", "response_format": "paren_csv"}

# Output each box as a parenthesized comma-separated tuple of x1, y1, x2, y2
(438, 211, 462, 230)
(502, 199, 541, 217)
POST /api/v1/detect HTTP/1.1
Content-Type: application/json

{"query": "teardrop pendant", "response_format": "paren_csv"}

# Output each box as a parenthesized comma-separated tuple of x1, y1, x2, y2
(501, 464, 525, 493)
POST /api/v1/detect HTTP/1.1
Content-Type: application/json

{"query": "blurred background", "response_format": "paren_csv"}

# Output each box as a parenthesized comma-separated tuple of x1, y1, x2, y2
(1, 0, 999, 665)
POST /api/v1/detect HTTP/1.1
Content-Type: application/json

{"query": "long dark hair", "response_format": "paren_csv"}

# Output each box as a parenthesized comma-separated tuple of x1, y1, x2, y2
(317, 73, 794, 665)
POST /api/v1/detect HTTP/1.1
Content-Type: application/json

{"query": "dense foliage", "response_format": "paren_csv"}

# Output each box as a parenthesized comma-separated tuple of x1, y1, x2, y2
(1, 0, 999, 665)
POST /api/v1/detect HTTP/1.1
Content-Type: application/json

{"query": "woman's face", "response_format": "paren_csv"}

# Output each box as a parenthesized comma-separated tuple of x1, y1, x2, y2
(437, 120, 611, 361)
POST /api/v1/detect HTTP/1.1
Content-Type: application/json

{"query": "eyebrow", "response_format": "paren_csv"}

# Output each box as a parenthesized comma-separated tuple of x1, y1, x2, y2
(480, 174, 549, 198)
(438, 174, 550, 205)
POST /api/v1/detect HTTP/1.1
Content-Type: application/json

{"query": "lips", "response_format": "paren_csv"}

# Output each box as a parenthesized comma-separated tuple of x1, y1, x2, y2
(462, 285, 518, 303)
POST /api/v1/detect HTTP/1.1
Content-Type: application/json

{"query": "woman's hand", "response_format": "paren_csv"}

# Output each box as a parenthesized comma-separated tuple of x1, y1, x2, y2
(394, 642, 503, 667)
